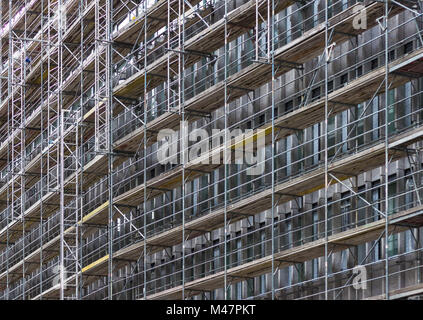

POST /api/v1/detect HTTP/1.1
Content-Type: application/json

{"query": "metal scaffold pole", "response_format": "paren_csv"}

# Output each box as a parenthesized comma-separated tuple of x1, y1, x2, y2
(107, 0, 114, 301)
(384, 0, 390, 301)
(58, 0, 82, 301)
(7, 0, 27, 298)
(4, 0, 423, 301)
(143, 0, 148, 300)
(46, 4, 62, 301)
(324, 0, 329, 301)
(39, 0, 45, 299)
(58, 0, 65, 301)
(0, 0, 8, 300)
(78, 0, 85, 299)
(271, 0, 276, 301)
(181, 0, 186, 301)
(5, 0, 11, 300)
(223, 0, 229, 300)
(94, 0, 113, 299)
(22, 0, 28, 300)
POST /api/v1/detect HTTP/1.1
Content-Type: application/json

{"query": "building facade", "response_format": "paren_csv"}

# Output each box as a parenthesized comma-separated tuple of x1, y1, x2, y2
(0, 0, 423, 300)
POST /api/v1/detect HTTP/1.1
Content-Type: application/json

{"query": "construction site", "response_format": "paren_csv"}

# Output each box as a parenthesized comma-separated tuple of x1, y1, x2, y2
(1, 0, 423, 300)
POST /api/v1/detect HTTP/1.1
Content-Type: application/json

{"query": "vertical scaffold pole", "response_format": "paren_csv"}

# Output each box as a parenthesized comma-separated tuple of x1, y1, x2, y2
(22, 0, 28, 300)
(223, 0, 229, 300)
(181, 0, 186, 301)
(324, 0, 329, 301)
(58, 0, 65, 301)
(270, 0, 276, 301)
(78, 0, 85, 299)
(39, 0, 45, 298)
(384, 0, 390, 301)
(143, 0, 148, 300)
(5, 0, 11, 300)
(107, 0, 114, 300)
(8, 1, 27, 298)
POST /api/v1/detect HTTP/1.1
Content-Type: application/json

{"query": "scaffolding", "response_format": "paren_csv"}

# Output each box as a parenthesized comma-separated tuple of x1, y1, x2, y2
(0, 0, 423, 300)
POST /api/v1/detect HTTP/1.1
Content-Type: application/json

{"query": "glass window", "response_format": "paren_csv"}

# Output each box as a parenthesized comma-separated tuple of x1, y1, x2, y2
(312, 206, 318, 241)
(297, 263, 305, 283)
(357, 186, 366, 226)
(341, 194, 351, 231)
(327, 199, 333, 236)
(405, 230, 414, 253)
(236, 238, 242, 266)
(388, 176, 397, 215)
(404, 82, 412, 128)
(356, 104, 364, 147)
(341, 111, 348, 153)
(372, 96, 379, 141)
(247, 227, 254, 262)
(327, 117, 335, 157)
(259, 274, 266, 294)
(341, 250, 348, 270)
(405, 169, 414, 210)
(247, 278, 254, 298)
(388, 89, 396, 134)
(212, 242, 220, 272)
(286, 214, 293, 249)
(235, 281, 242, 299)
(313, 124, 320, 165)
(372, 182, 381, 221)
(312, 258, 318, 279)
(388, 233, 398, 257)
